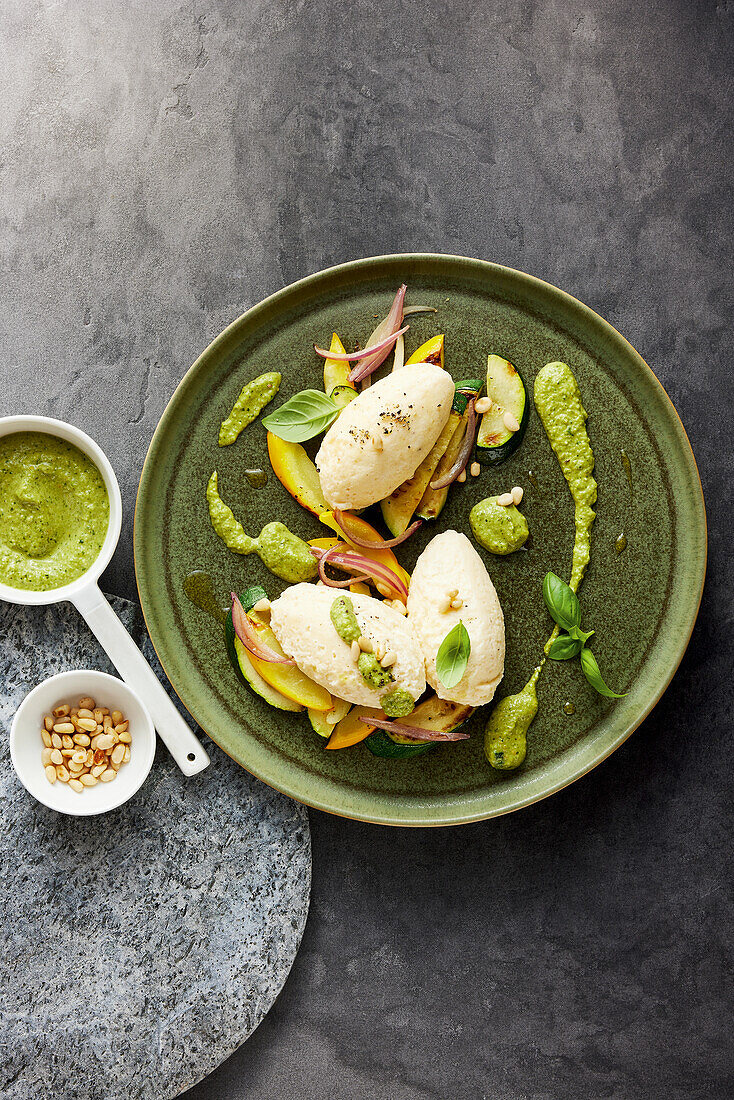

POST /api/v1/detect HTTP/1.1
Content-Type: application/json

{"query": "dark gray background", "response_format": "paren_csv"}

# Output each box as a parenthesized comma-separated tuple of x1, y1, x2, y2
(1, 2, 731, 1098)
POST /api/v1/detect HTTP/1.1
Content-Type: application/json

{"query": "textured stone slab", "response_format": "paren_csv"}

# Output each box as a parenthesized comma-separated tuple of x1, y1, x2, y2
(0, 595, 311, 1100)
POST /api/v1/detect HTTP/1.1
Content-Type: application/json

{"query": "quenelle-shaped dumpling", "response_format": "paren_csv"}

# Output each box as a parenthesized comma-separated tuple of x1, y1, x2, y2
(269, 584, 426, 708)
(316, 362, 454, 510)
(407, 530, 505, 706)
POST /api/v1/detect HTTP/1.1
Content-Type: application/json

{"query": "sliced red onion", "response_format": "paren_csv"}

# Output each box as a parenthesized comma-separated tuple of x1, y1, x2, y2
(401, 306, 437, 316)
(317, 543, 371, 588)
(231, 593, 294, 664)
(358, 716, 470, 741)
(313, 324, 409, 364)
(310, 546, 408, 602)
(429, 399, 478, 491)
(392, 331, 405, 370)
(349, 284, 408, 382)
(333, 508, 422, 550)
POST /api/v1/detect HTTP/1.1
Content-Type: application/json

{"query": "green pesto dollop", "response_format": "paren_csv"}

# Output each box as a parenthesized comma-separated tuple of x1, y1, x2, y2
(534, 362, 597, 592)
(0, 432, 109, 591)
(329, 594, 398, 694)
(206, 471, 316, 582)
(381, 687, 415, 718)
(218, 371, 281, 446)
(470, 497, 529, 555)
(484, 669, 539, 770)
(330, 594, 360, 643)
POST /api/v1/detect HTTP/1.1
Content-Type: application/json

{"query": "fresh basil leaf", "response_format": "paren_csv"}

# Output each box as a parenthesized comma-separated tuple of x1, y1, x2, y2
(262, 389, 340, 442)
(569, 625, 595, 645)
(542, 572, 581, 631)
(547, 634, 583, 661)
(580, 648, 628, 698)
(436, 620, 471, 690)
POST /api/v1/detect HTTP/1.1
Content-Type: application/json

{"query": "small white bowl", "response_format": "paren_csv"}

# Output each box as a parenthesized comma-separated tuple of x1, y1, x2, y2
(10, 670, 156, 816)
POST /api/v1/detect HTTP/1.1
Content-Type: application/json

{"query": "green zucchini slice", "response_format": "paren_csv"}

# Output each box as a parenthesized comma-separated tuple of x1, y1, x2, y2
(365, 696, 474, 759)
(225, 592, 303, 712)
(476, 355, 528, 465)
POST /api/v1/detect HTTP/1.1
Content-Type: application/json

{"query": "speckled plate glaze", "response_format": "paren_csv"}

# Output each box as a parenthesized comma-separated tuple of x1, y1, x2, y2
(134, 255, 706, 827)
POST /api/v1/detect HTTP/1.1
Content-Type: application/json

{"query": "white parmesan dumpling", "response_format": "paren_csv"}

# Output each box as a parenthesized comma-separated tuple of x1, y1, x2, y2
(316, 363, 454, 510)
(269, 584, 426, 708)
(407, 530, 505, 706)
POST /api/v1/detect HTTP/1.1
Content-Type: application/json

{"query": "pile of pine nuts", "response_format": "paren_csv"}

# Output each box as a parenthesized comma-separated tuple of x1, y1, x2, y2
(41, 696, 132, 792)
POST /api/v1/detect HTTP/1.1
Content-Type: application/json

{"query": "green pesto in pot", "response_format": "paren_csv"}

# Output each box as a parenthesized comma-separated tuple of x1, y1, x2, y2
(0, 432, 109, 591)
(206, 471, 316, 582)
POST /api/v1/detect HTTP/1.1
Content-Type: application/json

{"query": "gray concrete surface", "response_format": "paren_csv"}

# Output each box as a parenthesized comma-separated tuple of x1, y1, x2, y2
(1, 1, 732, 1097)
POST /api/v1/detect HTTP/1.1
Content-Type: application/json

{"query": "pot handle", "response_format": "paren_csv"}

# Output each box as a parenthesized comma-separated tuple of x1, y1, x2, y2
(72, 584, 210, 776)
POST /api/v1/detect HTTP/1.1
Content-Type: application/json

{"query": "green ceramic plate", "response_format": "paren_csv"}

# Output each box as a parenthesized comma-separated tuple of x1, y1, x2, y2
(134, 254, 706, 826)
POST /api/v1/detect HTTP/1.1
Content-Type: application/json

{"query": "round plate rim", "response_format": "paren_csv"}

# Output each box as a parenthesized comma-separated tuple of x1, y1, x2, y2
(134, 253, 707, 827)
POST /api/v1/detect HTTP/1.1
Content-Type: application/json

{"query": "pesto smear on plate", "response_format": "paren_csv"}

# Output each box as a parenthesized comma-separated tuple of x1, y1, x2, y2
(218, 371, 281, 446)
(0, 432, 109, 591)
(485, 362, 598, 770)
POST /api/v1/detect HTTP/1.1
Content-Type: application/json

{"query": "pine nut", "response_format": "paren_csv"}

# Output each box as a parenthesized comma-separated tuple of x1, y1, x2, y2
(61, 748, 75, 758)
(78, 697, 95, 710)
(77, 718, 97, 733)
(52, 704, 70, 718)
(511, 485, 524, 505)
(69, 779, 84, 793)
(91, 763, 106, 777)
(73, 733, 91, 746)
(85, 750, 95, 766)
(94, 709, 103, 724)
(77, 708, 94, 719)
(325, 710, 340, 726)
(41, 729, 52, 748)
(56, 765, 70, 782)
(99, 769, 116, 783)
(457, 469, 467, 483)
(111, 710, 123, 724)
(110, 759, 122, 772)
(45, 765, 57, 784)
(358, 636, 373, 653)
(376, 584, 391, 598)
(114, 721, 128, 734)
(91, 735, 101, 751)
(96, 734, 115, 751)
(391, 600, 407, 615)
(111, 744, 125, 766)
(118, 730, 132, 744)
(99, 707, 110, 716)
(503, 411, 520, 432)
(380, 651, 397, 668)
(350, 640, 360, 662)
(103, 715, 113, 732)
(43, 716, 54, 732)
(71, 750, 87, 765)
(475, 396, 492, 414)
(41, 747, 53, 767)
(497, 492, 514, 507)
(80, 773, 98, 787)
(50, 749, 63, 766)
(470, 462, 481, 478)
(122, 746, 131, 764)
(371, 434, 383, 452)
(53, 723, 74, 735)
(448, 588, 458, 599)
(251, 599, 270, 616)
(51, 733, 62, 749)
(68, 761, 84, 774)
(93, 749, 106, 765)
(61, 734, 74, 749)
(451, 597, 464, 610)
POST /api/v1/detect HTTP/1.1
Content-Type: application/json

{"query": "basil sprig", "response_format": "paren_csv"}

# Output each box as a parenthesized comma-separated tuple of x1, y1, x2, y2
(543, 571, 626, 698)
(436, 620, 471, 689)
(262, 389, 340, 442)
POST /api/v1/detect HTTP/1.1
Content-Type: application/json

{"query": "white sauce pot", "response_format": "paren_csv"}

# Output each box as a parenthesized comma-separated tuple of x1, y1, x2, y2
(0, 415, 209, 776)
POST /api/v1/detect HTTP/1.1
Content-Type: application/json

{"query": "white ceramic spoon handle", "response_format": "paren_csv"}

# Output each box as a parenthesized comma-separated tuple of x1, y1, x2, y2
(71, 584, 210, 776)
